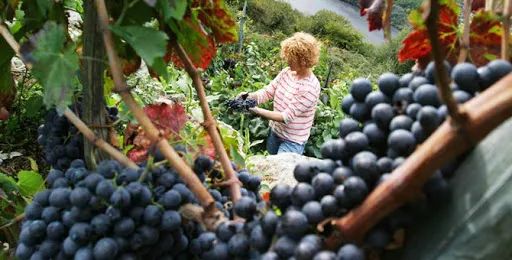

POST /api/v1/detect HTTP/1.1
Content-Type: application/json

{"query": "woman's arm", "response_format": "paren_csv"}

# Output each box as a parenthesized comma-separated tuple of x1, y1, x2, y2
(249, 107, 285, 123)
(250, 68, 287, 104)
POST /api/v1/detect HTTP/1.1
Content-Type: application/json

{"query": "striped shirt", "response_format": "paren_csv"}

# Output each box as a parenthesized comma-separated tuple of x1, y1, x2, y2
(252, 67, 321, 144)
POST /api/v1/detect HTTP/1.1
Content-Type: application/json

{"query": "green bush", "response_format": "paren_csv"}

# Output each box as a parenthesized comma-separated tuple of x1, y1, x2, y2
(246, 0, 302, 35)
(301, 10, 369, 55)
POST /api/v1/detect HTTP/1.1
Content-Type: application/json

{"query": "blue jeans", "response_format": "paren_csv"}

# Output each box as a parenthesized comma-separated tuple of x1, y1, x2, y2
(267, 131, 305, 155)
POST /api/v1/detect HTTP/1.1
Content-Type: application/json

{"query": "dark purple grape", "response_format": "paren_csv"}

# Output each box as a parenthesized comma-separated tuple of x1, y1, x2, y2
(378, 72, 400, 97)
(339, 118, 361, 138)
(350, 78, 372, 102)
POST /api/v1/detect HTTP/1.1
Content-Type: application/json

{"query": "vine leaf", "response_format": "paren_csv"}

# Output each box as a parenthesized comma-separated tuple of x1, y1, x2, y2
(192, 0, 238, 43)
(398, 2, 459, 63)
(471, 0, 485, 11)
(167, 17, 217, 69)
(126, 101, 188, 163)
(469, 10, 502, 66)
(110, 25, 168, 76)
(361, 0, 385, 31)
(144, 102, 188, 135)
(17, 170, 44, 197)
(28, 22, 79, 110)
(158, 0, 188, 21)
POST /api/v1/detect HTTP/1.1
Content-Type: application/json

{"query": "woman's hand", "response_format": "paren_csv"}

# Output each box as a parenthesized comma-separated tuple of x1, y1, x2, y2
(236, 92, 249, 100)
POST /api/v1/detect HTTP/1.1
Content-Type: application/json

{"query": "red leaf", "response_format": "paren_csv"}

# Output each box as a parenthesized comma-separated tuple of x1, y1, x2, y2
(143, 102, 187, 135)
(199, 132, 216, 159)
(469, 10, 502, 66)
(0, 62, 16, 120)
(127, 148, 148, 163)
(0, 107, 9, 121)
(366, 0, 385, 31)
(398, 4, 459, 62)
(398, 30, 431, 62)
(167, 17, 217, 70)
(359, 0, 374, 15)
(471, 0, 485, 11)
(125, 101, 188, 164)
(192, 0, 238, 43)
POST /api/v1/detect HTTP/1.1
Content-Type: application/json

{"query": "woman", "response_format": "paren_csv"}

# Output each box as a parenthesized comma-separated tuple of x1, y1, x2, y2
(241, 32, 321, 155)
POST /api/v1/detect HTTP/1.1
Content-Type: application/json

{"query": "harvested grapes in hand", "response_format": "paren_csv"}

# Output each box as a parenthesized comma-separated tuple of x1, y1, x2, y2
(227, 96, 257, 113)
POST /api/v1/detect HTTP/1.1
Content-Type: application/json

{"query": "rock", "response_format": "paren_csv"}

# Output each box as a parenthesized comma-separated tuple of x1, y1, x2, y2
(246, 153, 323, 191)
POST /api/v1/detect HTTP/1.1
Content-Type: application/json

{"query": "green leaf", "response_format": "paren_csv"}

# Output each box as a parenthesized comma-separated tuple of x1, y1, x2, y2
(17, 171, 44, 197)
(230, 145, 246, 168)
(36, 0, 52, 15)
(110, 25, 168, 67)
(0, 172, 18, 194)
(25, 95, 44, 117)
(31, 22, 80, 110)
(158, 0, 188, 21)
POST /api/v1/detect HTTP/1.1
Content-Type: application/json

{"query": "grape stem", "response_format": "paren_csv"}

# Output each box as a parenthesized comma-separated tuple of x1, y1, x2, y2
(170, 39, 242, 204)
(324, 72, 512, 245)
(63, 108, 139, 169)
(93, 0, 220, 221)
(502, 0, 511, 59)
(425, 0, 467, 127)
(0, 18, 137, 170)
(458, 0, 472, 63)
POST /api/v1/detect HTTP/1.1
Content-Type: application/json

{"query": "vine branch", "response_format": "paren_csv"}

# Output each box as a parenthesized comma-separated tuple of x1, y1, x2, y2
(170, 39, 242, 203)
(63, 108, 138, 169)
(323, 71, 512, 245)
(0, 20, 21, 59)
(426, 0, 467, 127)
(93, 0, 219, 216)
(502, 0, 511, 59)
(458, 0, 472, 63)
(383, 0, 394, 42)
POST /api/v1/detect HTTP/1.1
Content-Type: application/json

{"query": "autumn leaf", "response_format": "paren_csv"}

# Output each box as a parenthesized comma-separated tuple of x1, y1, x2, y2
(471, 0, 485, 11)
(192, 0, 238, 43)
(469, 10, 502, 66)
(364, 0, 385, 31)
(398, 2, 459, 63)
(143, 102, 187, 135)
(125, 101, 188, 164)
(167, 17, 217, 69)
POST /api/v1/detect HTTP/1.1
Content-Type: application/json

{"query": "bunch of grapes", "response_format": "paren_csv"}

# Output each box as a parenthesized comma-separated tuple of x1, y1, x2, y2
(227, 96, 257, 113)
(37, 108, 84, 171)
(37, 104, 119, 171)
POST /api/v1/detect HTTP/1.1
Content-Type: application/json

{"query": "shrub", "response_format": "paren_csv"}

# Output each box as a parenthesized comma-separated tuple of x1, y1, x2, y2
(301, 10, 369, 55)
(247, 0, 302, 35)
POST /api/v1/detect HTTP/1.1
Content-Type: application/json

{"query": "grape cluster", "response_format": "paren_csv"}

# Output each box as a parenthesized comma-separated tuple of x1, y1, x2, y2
(37, 109, 84, 171)
(37, 105, 119, 171)
(227, 96, 257, 113)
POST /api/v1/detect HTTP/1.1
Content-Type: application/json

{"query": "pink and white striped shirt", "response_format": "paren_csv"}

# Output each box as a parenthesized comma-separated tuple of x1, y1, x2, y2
(252, 67, 321, 144)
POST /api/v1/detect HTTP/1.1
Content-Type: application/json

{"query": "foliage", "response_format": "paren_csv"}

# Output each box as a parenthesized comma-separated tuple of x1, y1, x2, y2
(301, 10, 370, 55)
(246, 0, 302, 35)
(398, 2, 503, 67)
(0, 170, 44, 247)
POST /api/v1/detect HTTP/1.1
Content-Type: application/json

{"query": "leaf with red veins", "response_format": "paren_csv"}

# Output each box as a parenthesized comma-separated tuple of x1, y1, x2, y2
(168, 17, 217, 69)
(469, 10, 503, 66)
(398, 3, 459, 62)
(143, 102, 187, 135)
(192, 0, 238, 43)
(398, 30, 431, 62)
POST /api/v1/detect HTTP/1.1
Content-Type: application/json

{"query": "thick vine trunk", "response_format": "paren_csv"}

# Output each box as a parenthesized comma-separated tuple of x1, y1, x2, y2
(82, 1, 108, 169)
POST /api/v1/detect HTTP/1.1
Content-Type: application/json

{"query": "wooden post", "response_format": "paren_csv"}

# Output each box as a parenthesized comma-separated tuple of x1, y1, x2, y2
(82, 0, 109, 169)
